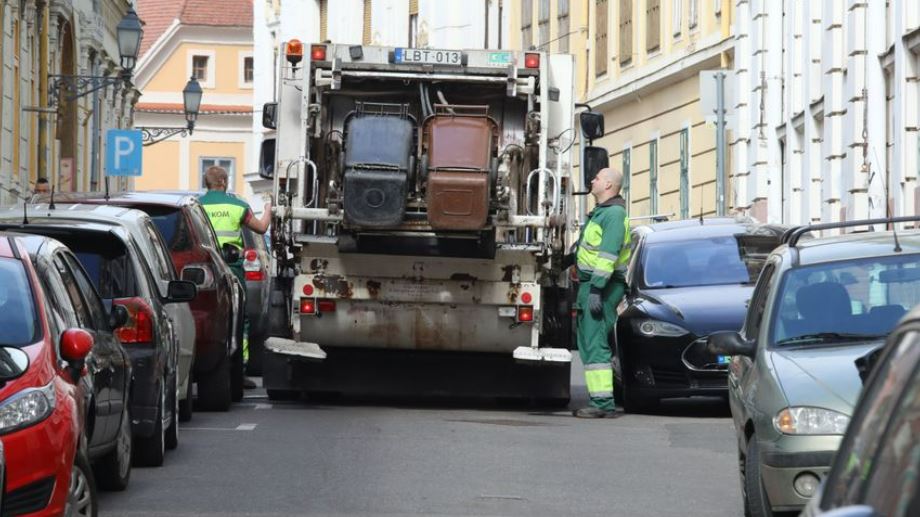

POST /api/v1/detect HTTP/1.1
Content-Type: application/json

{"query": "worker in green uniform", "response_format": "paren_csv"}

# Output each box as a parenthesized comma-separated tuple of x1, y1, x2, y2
(572, 167, 631, 418)
(199, 165, 272, 389)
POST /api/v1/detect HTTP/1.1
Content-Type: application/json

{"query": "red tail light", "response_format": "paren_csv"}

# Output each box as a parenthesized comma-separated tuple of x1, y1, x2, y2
(517, 306, 534, 323)
(242, 248, 263, 280)
(524, 53, 540, 69)
(311, 44, 327, 61)
(317, 299, 336, 313)
(245, 271, 264, 281)
(113, 297, 155, 345)
(244, 249, 258, 262)
(299, 298, 316, 315)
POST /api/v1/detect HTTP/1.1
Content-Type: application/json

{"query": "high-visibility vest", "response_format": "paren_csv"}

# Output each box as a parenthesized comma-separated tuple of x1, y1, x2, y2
(199, 190, 250, 250)
(576, 196, 631, 289)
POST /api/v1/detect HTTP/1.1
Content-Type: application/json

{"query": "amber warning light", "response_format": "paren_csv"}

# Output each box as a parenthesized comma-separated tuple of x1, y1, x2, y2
(286, 39, 304, 66)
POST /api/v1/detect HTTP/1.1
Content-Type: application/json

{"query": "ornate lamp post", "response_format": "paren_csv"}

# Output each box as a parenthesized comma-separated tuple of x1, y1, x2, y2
(138, 76, 203, 146)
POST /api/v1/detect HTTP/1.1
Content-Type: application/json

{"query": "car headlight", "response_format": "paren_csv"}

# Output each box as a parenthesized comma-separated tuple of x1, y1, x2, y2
(0, 382, 56, 435)
(633, 319, 690, 337)
(774, 407, 850, 435)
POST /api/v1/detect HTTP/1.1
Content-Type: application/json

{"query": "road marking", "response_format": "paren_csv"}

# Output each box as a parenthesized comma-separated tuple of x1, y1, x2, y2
(236, 423, 258, 431)
(181, 423, 258, 432)
(479, 494, 525, 501)
(254, 403, 273, 410)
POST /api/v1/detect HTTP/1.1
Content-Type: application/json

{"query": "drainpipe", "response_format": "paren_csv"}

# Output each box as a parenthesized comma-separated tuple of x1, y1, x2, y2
(38, 0, 50, 185)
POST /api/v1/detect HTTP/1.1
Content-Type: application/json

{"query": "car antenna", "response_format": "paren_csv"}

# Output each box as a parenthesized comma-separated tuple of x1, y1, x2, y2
(104, 177, 110, 202)
(892, 224, 903, 253)
(21, 194, 28, 225)
(698, 190, 704, 225)
(49, 185, 56, 210)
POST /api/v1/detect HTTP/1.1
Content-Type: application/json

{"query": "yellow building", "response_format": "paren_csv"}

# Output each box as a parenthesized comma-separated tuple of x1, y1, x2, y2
(510, 0, 734, 218)
(133, 0, 253, 194)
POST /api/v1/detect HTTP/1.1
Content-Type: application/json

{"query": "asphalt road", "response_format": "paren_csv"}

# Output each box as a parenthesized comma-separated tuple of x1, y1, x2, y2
(99, 360, 743, 517)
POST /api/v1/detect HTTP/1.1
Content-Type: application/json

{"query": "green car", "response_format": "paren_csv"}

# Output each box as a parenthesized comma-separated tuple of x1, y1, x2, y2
(708, 218, 920, 516)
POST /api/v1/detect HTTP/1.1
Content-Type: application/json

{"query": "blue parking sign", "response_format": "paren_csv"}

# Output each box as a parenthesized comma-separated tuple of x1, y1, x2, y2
(106, 129, 143, 177)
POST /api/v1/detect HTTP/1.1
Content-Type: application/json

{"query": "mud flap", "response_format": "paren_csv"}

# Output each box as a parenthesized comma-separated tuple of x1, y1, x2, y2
(512, 346, 572, 363)
(265, 337, 327, 362)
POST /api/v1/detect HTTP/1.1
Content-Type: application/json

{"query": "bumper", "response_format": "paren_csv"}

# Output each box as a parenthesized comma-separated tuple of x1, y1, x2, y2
(618, 331, 728, 399)
(759, 437, 840, 512)
(126, 348, 161, 438)
(191, 306, 228, 375)
(0, 407, 76, 516)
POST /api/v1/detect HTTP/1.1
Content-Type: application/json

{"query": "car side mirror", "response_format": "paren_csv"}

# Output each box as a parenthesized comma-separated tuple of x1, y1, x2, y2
(60, 328, 93, 368)
(166, 280, 198, 303)
(109, 304, 129, 329)
(262, 102, 278, 129)
(707, 331, 756, 358)
(817, 505, 880, 517)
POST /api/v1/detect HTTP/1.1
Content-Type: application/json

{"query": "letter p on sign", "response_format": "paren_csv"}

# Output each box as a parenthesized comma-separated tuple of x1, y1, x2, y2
(105, 129, 143, 177)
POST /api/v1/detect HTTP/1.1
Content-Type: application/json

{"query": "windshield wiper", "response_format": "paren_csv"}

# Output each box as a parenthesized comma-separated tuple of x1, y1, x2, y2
(775, 332, 887, 346)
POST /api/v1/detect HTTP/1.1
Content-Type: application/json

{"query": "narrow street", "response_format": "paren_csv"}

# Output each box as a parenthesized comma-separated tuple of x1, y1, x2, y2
(99, 360, 742, 517)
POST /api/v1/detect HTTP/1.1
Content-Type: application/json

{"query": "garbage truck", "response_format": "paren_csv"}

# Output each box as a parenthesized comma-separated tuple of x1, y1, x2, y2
(257, 41, 609, 403)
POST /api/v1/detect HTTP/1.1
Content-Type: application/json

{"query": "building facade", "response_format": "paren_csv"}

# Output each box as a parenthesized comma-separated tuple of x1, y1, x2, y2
(133, 0, 253, 195)
(510, 0, 735, 219)
(0, 0, 140, 206)
(733, 0, 920, 226)
(250, 0, 510, 204)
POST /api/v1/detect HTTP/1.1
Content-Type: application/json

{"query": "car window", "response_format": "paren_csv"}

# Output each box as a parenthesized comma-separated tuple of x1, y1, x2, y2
(143, 220, 178, 282)
(53, 253, 94, 330)
(742, 261, 777, 342)
(146, 207, 193, 252)
(36, 257, 79, 333)
(67, 233, 139, 299)
(0, 257, 40, 346)
(821, 329, 920, 510)
(61, 252, 111, 332)
(641, 234, 777, 289)
(189, 204, 219, 249)
(770, 254, 920, 346)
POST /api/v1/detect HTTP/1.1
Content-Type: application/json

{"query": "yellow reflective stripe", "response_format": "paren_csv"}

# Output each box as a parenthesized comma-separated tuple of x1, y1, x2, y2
(585, 367, 613, 397)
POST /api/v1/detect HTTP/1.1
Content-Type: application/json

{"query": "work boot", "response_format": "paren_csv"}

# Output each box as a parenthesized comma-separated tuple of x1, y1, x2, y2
(572, 406, 621, 419)
(243, 377, 258, 390)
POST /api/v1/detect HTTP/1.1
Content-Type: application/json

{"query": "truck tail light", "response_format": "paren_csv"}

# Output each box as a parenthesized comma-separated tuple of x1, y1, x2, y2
(517, 306, 534, 323)
(286, 39, 304, 65)
(311, 44, 327, 61)
(299, 298, 316, 315)
(317, 300, 336, 313)
(524, 53, 540, 69)
(113, 297, 156, 345)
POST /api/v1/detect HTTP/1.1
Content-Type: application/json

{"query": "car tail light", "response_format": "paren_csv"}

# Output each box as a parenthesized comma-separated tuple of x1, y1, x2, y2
(317, 299, 336, 313)
(524, 53, 540, 69)
(242, 248, 263, 282)
(245, 270, 264, 281)
(112, 297, 155, 345)
(311, 44, 327, 61)
(299, 298, 316, 315)
(286, 39, 304, 65)
(181, 263, 215, 289)
(517, 306, 534, 323)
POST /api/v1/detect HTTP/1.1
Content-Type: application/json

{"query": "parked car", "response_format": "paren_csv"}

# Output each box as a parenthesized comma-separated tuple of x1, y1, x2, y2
(241, 225, 271, 375)
(707, 218, 920, 516)
(613, 217, 785, 412)
(42, 192, 247, 408)
(0, 234, 97, 516)
(0, 205, 197, 467)
(802, 303, 920, 517)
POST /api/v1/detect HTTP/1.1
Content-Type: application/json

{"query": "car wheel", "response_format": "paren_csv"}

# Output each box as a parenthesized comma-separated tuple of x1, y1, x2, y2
(93, 405, 132, 491)
(744, 438, 775, 517)
(133, 383, 166, 467)
(65, 451, 98, 517)
(165, 374, 179, 450)
(178, 375, 193, 422)
(197, 355, 231, 411)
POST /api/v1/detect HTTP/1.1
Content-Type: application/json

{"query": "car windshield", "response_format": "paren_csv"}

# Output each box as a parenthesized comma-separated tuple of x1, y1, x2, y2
(0, 258, 39, 346)
(642, 234, 776, 289)
(771, 254, 920, 347)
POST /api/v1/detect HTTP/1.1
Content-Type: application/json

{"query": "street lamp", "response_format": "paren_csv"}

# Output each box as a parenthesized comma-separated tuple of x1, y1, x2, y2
(48, 8, 143, 106)
(139, 77, 203, 146)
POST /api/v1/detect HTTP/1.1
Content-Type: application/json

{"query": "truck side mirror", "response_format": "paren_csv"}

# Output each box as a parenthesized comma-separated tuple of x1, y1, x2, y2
(262, 102, 278, 129)
(579, 111, 604, 140)
(582, 146, 609, 190)
(259, 138, 276, 180)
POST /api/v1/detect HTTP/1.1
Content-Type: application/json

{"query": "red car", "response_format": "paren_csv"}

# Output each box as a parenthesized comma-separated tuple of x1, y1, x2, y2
(0, 235, 97, 516)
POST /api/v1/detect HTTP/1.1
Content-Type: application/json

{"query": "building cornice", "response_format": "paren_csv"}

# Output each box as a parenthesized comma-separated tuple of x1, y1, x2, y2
(586, 35, 735, 111)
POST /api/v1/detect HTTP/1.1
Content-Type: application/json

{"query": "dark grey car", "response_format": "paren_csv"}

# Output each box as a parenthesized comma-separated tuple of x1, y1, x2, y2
(241, 226, 270, 374)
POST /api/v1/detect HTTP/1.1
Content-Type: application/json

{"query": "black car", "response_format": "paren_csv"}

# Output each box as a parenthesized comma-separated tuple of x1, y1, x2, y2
(802, 303, 920, 517)
(14, 233, 135, 490)
(614, 217, 785, 412)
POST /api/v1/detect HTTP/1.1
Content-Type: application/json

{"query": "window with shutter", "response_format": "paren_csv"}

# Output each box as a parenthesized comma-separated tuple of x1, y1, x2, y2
(647, 0, 660, 52)
(319, 0, 328, 42)
(619, 0, 632, 66)
(689, 0, 698, 29)
(596, 0, 608, 76)
(538, 0, 550, 47)
(672, 0, 681, 37)
(521, 0, 533, 50)
(363, 0, 372, 45)
(558, 0, 570, 53)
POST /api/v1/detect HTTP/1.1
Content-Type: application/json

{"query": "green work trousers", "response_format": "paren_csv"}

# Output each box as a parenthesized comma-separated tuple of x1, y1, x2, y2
(575, 279, 626, 411)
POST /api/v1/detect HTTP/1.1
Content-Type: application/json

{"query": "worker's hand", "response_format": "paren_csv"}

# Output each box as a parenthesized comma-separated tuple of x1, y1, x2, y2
(588, 287, 603, 318)
(263, 202, 273, 215)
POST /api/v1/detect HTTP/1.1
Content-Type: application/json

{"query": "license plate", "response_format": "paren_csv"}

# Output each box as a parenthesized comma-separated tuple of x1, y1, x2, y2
(394, 48, 463, 66)
(717, 355, 730, 364)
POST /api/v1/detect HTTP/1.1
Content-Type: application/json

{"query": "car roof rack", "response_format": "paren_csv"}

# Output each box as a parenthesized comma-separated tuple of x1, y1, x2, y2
(782, 215, 920, 248)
